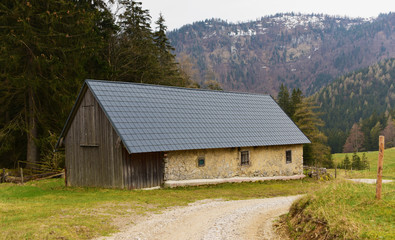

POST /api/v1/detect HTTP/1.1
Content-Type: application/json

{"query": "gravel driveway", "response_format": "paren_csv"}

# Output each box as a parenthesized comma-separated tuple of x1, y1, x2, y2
(97, 195, 302, 240)
(348, 179, 394, 184)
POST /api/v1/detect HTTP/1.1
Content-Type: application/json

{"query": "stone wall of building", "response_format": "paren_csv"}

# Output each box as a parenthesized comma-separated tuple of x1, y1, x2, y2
(164, 144, 304, 181)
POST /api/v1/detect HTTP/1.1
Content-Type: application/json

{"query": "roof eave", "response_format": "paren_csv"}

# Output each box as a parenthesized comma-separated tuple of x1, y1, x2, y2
(54, 81, 89, 151)
(268, 95, 311, 144)
(84, 80, 133, 154)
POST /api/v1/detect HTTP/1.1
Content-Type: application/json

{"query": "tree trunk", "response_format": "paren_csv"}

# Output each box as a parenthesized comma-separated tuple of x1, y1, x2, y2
(26, 88, 38, 168)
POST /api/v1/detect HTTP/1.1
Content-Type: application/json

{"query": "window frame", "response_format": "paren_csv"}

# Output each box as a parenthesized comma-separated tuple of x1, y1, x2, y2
(240, 151, 250, 166)
(197, 156, 205, 167)
(286, 150, 292, 164)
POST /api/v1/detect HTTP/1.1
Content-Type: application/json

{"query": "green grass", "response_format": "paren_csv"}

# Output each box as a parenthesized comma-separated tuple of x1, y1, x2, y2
(282, 148, 395, 239)
(331, 147, 395, 179)
(4, 147, 392, 240)
(0, 178, 326, 240)
(285, 180, 395, 239)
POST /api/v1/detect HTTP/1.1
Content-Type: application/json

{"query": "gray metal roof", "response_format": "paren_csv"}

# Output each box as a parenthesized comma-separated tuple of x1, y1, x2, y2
(80, 79, 310, 153)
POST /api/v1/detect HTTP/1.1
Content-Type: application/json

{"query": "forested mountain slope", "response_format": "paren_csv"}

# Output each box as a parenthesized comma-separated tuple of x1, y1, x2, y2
(168, 13, 395, 95)
(313, 58, 395, 152)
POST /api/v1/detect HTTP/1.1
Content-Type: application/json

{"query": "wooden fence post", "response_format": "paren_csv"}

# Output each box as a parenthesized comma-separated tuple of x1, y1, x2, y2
(20, 168, 24, 184)
(376, 136, 384, 200)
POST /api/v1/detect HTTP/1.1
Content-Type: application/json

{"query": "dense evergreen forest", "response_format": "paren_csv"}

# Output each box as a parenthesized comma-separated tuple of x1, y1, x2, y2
(0, 0, 197, 168)
(313, 59, 395, 153)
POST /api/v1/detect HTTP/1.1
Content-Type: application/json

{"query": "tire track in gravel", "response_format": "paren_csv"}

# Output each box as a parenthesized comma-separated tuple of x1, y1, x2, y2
(97, 195, 302, 240)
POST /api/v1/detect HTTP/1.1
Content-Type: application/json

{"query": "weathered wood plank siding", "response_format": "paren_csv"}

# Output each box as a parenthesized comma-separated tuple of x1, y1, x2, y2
(64, 88, 124, 188)
(123, 152, 164, 189)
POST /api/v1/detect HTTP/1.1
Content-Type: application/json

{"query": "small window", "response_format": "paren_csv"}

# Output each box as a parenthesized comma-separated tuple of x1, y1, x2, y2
(198, 157, 205, 167)
(241, 151, 250, 165)
(286, 150, 292, 164)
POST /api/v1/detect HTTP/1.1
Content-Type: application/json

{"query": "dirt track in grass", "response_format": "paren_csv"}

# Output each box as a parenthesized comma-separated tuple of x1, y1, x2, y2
(97, 195, 302, 240)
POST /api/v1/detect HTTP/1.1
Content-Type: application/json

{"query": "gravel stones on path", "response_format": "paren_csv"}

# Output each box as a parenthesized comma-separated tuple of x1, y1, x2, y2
(97, 195, 302, 240)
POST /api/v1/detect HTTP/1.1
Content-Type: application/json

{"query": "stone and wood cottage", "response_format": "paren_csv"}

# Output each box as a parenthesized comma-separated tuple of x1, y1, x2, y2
(56, 79, 310, 189)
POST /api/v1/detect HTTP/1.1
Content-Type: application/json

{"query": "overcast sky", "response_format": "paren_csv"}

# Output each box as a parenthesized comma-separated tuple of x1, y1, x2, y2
(138, 0, 395, 30)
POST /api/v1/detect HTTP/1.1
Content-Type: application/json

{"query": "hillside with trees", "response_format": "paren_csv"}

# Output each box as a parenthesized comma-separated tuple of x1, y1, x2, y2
(168, 13, 395, 96)
(313, 58, 395, 153)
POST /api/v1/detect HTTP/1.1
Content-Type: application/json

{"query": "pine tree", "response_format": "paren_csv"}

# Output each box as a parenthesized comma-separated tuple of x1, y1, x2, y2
(153, 13, 186, 86)
(154, 13, 174, 57)
(277, 84, 291, 116)
(290, 88, 303, 118)
(351, 152, 361, 170)
(0, 0, 112, 167)
(361, 153, 369, 170)
(153, 13, 183, 85)
(293, 98, 331, 166)
(114, 0, 162, 83)
(343, 154, 351, 170)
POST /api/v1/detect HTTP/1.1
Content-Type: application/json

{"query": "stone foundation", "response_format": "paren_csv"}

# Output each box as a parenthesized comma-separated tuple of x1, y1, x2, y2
(164, 144, 303, 181)
(164, 175, 306, 188)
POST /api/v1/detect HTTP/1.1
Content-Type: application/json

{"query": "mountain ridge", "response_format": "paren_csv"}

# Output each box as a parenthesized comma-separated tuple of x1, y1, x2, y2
(168, 12, 395, 96)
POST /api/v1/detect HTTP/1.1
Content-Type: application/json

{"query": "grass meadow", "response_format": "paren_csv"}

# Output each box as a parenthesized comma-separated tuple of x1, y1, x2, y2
(1, 148, 394, 239)
(0, 177, 325, 240)
(284, 147, 395, 239)
(331, 147, 395, 179)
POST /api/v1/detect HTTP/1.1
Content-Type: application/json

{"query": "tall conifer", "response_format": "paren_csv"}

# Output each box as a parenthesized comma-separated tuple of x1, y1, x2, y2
(0, 0, 112, 167)
(153, 13, 183, 86)
(294, 98, 331, 166)
(277, 84, 291, 116)
(290, 88, 303, 118)
(114, 0, 161, 83)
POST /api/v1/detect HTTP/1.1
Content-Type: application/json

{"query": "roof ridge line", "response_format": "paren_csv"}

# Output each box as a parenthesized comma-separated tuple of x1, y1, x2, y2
(85, 79, 272, 97)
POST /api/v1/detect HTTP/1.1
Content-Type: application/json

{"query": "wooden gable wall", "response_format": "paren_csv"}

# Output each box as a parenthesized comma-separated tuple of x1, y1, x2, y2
(64, 88, 124, 188)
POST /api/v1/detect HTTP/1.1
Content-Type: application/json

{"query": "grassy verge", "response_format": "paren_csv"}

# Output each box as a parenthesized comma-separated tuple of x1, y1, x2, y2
(330, 147, 395, 179)
(281, 148, 395, 240)
(282, 180, 394, 239)
(0, 177, 325, 240)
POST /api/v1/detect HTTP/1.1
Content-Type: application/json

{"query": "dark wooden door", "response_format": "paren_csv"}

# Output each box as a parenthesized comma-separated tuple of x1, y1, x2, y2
(125, 152, 164, 189)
